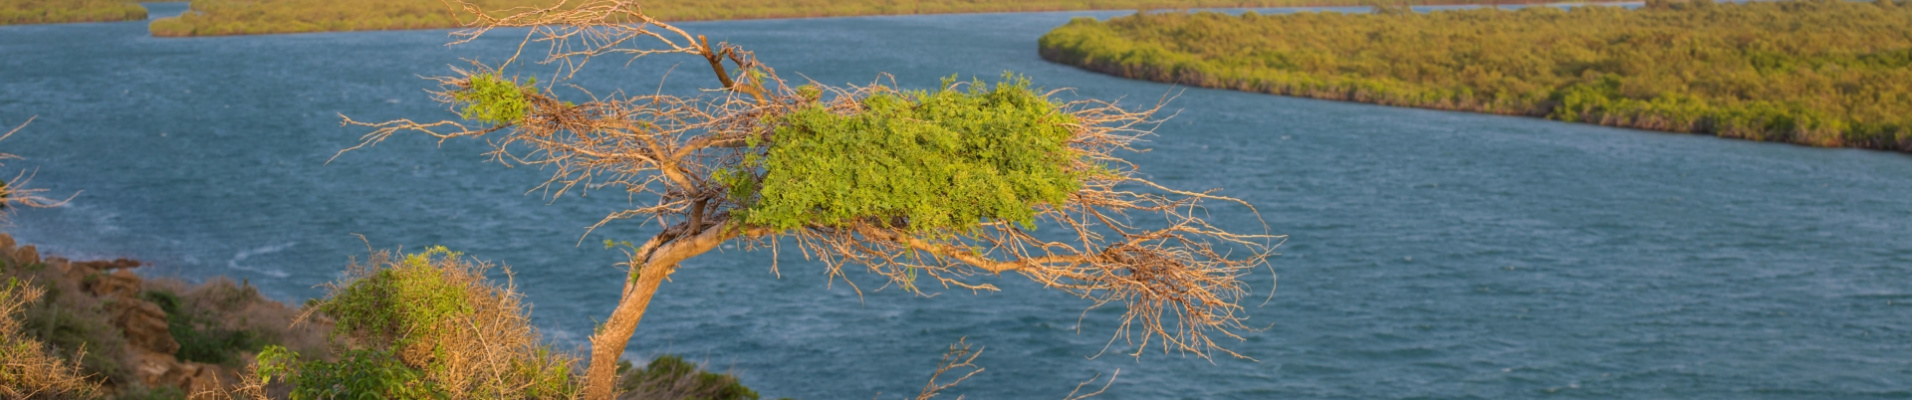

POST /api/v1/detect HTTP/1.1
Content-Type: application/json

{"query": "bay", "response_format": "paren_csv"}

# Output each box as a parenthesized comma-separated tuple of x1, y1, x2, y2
(2, 3, 1910, 398)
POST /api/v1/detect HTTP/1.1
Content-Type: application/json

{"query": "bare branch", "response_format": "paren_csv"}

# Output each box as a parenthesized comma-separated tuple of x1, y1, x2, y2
(0, 117, 76, 213)
(914, 338, 985, 400)
(1061, 370, 1119, 400)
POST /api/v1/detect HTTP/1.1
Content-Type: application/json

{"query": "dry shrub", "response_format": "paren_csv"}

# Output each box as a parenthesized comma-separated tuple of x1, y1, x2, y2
(1, 279, 102, 399)
(0, 255, 130, 390)
(305, 246, 577, 399)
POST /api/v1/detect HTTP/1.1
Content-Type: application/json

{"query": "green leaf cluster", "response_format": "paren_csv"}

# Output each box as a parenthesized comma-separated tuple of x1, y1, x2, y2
(451, 73, 537, 126)
(1039, 0, 1912, 151)
(727, 75, 1086, 234)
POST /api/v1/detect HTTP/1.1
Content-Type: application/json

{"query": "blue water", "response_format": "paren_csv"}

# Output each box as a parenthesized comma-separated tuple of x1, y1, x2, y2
(5, 3, 1912, 398)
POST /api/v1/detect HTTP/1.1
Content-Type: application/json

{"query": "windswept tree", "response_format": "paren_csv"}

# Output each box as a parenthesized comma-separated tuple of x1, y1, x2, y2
(340, 1, 1281, 397)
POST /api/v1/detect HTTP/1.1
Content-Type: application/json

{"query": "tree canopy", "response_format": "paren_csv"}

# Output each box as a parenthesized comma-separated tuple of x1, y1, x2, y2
(736, 77, 1089, 233)
(1040, 0, 1912, 151)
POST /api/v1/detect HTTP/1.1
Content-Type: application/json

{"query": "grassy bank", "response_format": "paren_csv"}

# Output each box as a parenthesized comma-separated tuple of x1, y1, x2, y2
(1038, 0, 1912, 151)
(1, 0, 146, 25)
(148, 0, 1590, 37)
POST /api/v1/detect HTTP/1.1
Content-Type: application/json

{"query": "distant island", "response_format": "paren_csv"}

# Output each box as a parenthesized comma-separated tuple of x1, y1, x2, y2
(146, 0, 1606, 37)
(1039, 0, 1912, 152)
(1, 0, 145, 25)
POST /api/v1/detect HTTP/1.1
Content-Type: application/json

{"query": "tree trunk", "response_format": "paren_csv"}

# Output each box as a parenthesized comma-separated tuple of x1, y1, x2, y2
(581, 261, 670, 399)
(579, 223, 742, 399)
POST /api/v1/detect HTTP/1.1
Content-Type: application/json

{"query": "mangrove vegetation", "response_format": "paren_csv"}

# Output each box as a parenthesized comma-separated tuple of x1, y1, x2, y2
(1, 0, 145, 25)
(147, 0, 1595, 36)
(1039, 0, 1912, 151)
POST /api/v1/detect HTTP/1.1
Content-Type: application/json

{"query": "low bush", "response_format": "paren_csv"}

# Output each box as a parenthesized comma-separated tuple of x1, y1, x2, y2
(260, 247, 577, 399)
(1, 278, 103, 399)
(143, 289, 268, 366)
(616, 355, 760, 400)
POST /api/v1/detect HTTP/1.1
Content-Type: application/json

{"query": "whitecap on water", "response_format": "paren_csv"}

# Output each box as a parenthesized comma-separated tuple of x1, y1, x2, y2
(227, 242, 294, 278)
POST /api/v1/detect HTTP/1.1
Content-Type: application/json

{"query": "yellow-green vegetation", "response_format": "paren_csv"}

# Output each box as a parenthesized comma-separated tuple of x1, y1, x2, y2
(1039, 0, 1912, 151)
(453, 74, 538, 126)
(0, 0, 146, 26)
(146, 0, 1584, 37)
(730, 76, 1089, 233)
(259, 246, 576, 399)
(248, 246, 780, 400)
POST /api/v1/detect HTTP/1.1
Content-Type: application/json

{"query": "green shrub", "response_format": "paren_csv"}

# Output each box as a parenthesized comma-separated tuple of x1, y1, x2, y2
(143, 289, 268, 366)
(616, 355, 760, 400)
(257, 346, 448, 400)
(310, 247, 576, 399)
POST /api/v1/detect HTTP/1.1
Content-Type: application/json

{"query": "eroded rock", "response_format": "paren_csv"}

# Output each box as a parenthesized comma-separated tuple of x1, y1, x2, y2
(110, 297, 179, 356)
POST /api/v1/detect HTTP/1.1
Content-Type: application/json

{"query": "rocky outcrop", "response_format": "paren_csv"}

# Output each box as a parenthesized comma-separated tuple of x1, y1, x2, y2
(111, 295, 178, 355)
(0, 233, 247, 396)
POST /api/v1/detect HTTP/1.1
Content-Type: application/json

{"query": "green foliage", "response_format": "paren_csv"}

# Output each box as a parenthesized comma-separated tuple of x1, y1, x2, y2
(256, 345, 450, 400)
(320, 246, 473, 350)
(142, 289, 268, 365)
(452, 73, 538, 125)
(729, 75, 1086, 234)
(617, 355, 760, 400)
(0, 0, 145, 26)
(1039, 0, 1912, 151)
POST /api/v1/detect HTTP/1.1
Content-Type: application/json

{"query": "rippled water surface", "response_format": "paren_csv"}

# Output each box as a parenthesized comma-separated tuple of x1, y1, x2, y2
(4, 3, 1912, 398)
